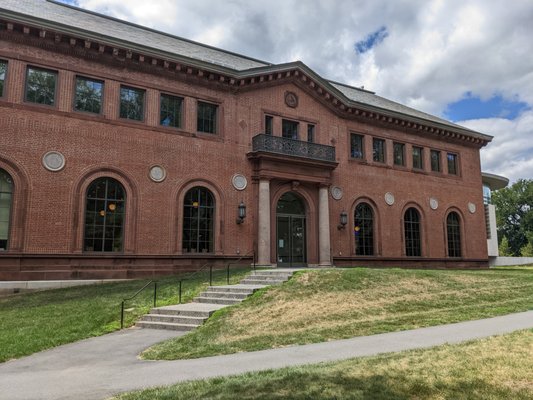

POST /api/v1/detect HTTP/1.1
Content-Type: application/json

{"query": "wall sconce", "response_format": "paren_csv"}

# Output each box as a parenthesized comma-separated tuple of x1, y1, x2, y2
(236, 201, 246, 224)
(337, 210, 348, 230)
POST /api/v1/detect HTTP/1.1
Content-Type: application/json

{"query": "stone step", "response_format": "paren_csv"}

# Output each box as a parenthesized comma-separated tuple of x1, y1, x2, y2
(250, 271, 293, 277)
(193, 296, 242, 305)
(139, 314, 207, 325)
(199, 291, 249, 300)
(245, 274, 291, 280)
(205, 285, 263, 294)
(148, 303, 225, 318)
(240, 278, 287, 285)
(136, 321, 198, 331)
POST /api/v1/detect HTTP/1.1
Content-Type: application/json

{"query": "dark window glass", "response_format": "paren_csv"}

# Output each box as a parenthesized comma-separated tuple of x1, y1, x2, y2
(404, 207, 421, 256)
(307, 124, 315, 143)
(74, 76, 103, 114)
(393, 142, 405, 166)
(0, 169, 13, 251)
(447, 153, 458, 175)
(430, 150, 441, 172)
(25, 67, 57, 106)
(182, 187, 215, 253)
(412, 146, 423, 169)
(84, 177, 125, 252)
(355, 203, 374, 255)
(120, 86, 145, 121)
(447, 212, 462, 257)
(197, 101, 217, 133)
(350, 133, 364, 159)
(373, 138, 385, 163)
(282, 119, 299, 139)
(265, 115, 273, 135)
(0, 60, 7, 97)
(160, 94, 183, 128)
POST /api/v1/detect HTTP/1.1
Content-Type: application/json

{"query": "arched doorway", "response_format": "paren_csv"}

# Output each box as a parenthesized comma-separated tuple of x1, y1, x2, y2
(276, 192, 306, 267)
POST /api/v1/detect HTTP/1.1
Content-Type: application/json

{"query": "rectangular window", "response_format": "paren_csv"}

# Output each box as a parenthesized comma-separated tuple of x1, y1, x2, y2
(160, 93, 183, 128)
(373, 138, 385, 163)
(265, 115, 273, 135)
(120, 86, 145, 121)
(307, 124, 315, 143)
(393, 142, 405, 166)
(412, 146, 423, 169)
(74, 76, 103, 114)
(0, 60, 7, 97)
(350, 134, 364, 159)
(447, 153, 458, 175)
(282, 119, 299, 139)
(430, 150, 441, 172)
(25, 66, 57, 106)
(197, 101, 218, 133)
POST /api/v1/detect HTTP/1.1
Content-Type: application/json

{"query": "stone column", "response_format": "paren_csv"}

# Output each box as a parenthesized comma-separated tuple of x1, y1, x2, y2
(257, 179, 272, 267)
(318, 185, 332, 266)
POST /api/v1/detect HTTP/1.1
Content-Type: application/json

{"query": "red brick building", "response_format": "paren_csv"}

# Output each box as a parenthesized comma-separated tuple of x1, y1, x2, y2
(0, 0, 492, 280)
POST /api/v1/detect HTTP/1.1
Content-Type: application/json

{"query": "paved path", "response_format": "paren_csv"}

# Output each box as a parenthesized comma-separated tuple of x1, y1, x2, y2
(1, 311, 533, 400)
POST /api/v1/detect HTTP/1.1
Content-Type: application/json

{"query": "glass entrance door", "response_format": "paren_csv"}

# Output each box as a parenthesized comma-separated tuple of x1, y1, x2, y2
(276, 192, 307, 267)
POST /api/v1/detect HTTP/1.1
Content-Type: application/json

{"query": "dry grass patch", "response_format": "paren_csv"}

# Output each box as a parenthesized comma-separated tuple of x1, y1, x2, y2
(143, 268, 533, 360)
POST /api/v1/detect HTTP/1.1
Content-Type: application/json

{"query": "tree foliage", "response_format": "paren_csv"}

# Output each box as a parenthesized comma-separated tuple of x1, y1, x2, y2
(499, 236, 513, 257)
(492, 179, 533, 256)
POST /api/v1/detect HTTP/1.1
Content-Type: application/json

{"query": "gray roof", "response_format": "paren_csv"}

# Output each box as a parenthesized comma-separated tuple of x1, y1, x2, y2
(0, 0, 491, 140)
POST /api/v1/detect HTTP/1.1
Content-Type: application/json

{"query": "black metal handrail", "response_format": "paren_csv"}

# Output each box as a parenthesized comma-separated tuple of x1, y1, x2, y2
(225, 250, 256, 285)
(120, 280, 157, 329)
(252, 134, 336, 162)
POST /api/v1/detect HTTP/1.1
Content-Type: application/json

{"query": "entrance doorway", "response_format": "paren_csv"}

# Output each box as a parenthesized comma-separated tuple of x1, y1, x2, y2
(276, 192, 306, 267)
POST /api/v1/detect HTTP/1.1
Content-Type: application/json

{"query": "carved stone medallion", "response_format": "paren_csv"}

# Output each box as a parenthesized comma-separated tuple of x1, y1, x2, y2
(429, 197, 439, 210)
(149, 165, 166, 182)
(42, 151, 66, 172)
(284, 91, 298, 108)
(330, 186, 343, 200)
(384, 192, 395, 206)
(232, 174, 247, 191)
(468, 202, 476, 214)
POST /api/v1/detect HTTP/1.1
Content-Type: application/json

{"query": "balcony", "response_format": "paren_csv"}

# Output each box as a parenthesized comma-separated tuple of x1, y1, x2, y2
(251, 134, 336, 163)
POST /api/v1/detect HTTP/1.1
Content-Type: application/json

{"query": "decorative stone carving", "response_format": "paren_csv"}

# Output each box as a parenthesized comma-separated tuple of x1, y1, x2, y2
(42, 151, 65, 172)
(384, 192, 395, 206)
(232, 174, 247, 191)
(429, 197, 439, 210)
(468, 202, 476, 214)
(330, 186, 343, 200)
(149, 165, 166, 182)
(284, 91, 298, 108)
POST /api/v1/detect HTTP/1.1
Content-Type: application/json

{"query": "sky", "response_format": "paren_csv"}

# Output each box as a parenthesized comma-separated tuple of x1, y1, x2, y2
(61, 0, 533, 183)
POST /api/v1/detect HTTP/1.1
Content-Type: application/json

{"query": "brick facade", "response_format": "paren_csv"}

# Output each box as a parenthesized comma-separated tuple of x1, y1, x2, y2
(0, 5, 490, 280)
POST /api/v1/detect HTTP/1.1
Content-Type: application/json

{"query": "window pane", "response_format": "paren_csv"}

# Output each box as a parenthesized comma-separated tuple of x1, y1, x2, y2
(447, 153, 458, 175)
(120, 86, 145, 121)
(26, 67, 57, 106)
(197, 101, 218, 133)
(0, 60, 7, 97)
(182, 187, 215, 253)
(393, 143, 405, 166)
(355, 203, 374, 255)
(412, 147, 423, 169)
(265, 115, 273, 135)
(282, 119, 298, 139)
(404, 208, 421, 256)
(160, 94, 183, 128)
(430, 150, 441, 172)
(447, 212, 461, 257)
(350, 134, 363, 159)
(307, 124, 315, 143)
(74, 76, 103, 114)
(0, 169, 12, 250)
(373, 138, 385, 163)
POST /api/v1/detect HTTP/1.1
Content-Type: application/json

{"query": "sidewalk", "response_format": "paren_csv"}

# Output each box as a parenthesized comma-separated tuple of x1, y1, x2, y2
(1, 311, 532, 400)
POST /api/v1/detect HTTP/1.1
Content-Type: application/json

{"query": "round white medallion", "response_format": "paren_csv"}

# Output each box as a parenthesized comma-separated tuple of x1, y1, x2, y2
(232, 174, 247, 191)
(468, 202, 476, 214)
(429, 198, 439, 210)
(149, 165, 166, 182)
(330, 186, 343, 200)
(384, 192, 395, 206)
(42, 151, 65, 172)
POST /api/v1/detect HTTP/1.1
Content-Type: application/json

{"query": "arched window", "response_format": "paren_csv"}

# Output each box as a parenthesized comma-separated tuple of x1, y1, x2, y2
(182, 186, 215, 253)
(354, 202, 374, 255)
(447, 212, 462, 257)
(0, 169, 13, 251)
(84, 177, 126, 252)
(404, 207, 421, 256)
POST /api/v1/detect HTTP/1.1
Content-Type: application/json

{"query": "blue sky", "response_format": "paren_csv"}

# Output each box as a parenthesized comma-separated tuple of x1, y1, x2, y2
(57, 0, 533, 183)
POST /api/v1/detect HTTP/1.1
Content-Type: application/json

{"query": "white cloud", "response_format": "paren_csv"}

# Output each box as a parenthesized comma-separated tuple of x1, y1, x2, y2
(73, 0, 533, 182)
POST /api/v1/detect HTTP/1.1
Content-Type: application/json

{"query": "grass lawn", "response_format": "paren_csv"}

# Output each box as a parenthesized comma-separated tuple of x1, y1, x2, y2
(0, 267, 251, 362)
(116, 329, 533, 400)
(143, 267, 533, 360)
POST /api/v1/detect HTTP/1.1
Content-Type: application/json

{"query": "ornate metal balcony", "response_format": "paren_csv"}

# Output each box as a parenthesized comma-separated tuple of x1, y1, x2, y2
(251, 134, 336, 163)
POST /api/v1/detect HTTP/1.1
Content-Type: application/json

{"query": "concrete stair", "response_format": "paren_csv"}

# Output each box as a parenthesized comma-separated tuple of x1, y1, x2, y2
(136, 269, 296, 331)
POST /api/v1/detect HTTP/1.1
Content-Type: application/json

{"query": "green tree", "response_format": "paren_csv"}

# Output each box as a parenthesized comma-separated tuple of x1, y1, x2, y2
(492, 179, 533, 256)
(499, 236, 513, 257)
(521, 241, 533, 257)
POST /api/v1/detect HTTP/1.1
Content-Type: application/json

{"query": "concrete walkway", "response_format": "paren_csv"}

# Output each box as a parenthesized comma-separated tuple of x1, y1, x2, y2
(1, 311, 533, 400)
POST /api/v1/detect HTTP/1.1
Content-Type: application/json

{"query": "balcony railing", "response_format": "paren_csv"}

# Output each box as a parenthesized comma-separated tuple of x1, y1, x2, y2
(251, 134, 336, 163)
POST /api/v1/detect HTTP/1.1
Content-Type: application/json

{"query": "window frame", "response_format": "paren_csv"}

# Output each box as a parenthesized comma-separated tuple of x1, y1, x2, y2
(430, 149, 441, 172)
(307, 124, 315, 143)
(24, 65, 58, 107)
(350, 133, 364, 160)
(196, 100, 218, 134)
(446, 211, 462, 257)
(447, 153, 459, 175)
(73, 75, 104, 115)
(404, 207, 422, 257)
(182, 186, 216, 253)
(372, 137, 386, 163)
(119, 85, 145, 122)
(412, 146, 424, 170)
(354, 202, 374, 256)
(0, 59, 8, 99)
(264, 115, 274, 135)
(281, 118, 299, 140)
(0, 168, 13, 251)
(393, 142, 405, 166)
(159, 92, 184, 129)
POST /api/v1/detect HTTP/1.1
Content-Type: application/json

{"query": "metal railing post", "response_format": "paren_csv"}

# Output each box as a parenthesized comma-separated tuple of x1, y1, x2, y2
(209, 266, 213, 286)
(153, 281, 157, 307)
(120, 301, 124, 329)
(178, 280, 182, 304)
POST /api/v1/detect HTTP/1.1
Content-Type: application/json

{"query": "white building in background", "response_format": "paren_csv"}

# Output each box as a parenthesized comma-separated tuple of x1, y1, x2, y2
(481, 172, 508, 261)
